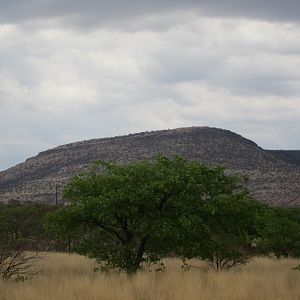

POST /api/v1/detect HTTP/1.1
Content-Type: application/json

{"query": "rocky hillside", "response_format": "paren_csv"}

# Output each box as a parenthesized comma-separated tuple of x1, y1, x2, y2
(0, 127, 299, 206)
(267, 150, 300, 167)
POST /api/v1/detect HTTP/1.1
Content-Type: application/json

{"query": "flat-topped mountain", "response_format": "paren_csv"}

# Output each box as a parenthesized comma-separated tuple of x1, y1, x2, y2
(0, 127, 299, 206)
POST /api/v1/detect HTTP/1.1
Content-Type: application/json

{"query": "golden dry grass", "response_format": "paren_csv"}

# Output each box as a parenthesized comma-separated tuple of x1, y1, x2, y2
(0, 253, 300, 300)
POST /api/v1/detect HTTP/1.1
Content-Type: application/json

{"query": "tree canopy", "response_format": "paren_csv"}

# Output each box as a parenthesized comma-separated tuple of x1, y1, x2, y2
(46, 155, 266, 273)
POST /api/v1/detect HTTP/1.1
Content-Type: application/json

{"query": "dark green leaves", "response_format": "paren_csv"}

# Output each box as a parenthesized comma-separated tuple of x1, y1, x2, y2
(46, 156, 268, 273)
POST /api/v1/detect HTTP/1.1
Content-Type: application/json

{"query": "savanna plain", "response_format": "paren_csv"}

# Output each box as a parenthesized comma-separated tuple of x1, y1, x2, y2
(0, 253, 299, 300)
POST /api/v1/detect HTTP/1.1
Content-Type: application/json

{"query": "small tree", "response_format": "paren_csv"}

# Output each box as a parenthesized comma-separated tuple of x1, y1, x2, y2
(0, 237, 39, 281)
(198, 196, 264, 270)
(178, 173, 265, 270)
(259, 207, 300, 258)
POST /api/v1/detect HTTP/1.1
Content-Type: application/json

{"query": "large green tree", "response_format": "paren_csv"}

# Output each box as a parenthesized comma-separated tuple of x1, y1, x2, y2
(46, 156, 261, 273)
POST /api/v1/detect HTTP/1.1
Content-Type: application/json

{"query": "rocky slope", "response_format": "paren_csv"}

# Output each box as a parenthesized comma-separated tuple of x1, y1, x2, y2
(0, 127, 299, 206)
(267, 150, 300, 167)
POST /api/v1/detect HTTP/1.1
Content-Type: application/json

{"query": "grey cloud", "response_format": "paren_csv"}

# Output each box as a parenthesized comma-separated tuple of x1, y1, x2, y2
(199, 0, 300, 23)
(0, 0, 300, 28)
(0, 0, 193, 26)
(144, 21, 300, 97)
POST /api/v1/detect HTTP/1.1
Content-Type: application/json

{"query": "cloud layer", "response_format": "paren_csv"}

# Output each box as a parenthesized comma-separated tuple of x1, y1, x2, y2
(1, 0, 300, 25)
(0, 2, 300, 170)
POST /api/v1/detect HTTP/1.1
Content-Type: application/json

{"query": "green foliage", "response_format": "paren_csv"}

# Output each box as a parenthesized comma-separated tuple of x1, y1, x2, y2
(47, 156, 197, 273)
(0, 202, 46, 281)
(259, 207, 300, 258)
(45, 205, 84, 253)
(46, 155, 264, 273)
(0, 202, 36, 244)
(0, 201, 56, 251)
(188, 196, 266, 270)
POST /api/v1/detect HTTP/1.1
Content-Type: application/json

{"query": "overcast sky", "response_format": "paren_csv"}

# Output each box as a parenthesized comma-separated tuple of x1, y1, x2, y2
(1, 0, 300, 170)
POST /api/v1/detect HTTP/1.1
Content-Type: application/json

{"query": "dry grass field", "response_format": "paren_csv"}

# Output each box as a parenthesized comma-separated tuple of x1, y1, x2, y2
(0, 252, 300, 300)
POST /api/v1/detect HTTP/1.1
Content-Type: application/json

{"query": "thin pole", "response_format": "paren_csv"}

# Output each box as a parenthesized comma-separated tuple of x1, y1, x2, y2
(55, 184, 58, 205)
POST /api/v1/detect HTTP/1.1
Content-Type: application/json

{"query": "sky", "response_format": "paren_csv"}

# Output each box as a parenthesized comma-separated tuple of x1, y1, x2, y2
(0, 0, 300, 170)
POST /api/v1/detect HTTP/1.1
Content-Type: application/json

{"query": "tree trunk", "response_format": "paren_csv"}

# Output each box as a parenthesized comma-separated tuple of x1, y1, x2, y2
(128, 236, 148, 274)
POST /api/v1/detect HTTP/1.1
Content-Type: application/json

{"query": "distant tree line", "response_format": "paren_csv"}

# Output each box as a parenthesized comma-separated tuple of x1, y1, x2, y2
(1, 156, 300, 279)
